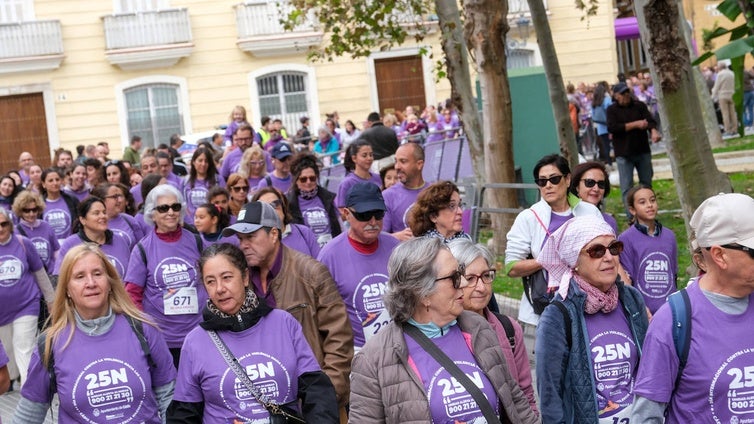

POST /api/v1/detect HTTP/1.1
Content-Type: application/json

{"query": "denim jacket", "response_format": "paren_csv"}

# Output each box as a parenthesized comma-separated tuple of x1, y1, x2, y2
(535, 280, 649, 423)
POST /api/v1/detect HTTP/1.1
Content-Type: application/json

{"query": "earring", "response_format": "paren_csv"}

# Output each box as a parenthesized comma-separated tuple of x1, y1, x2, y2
(425, 303, 430, 313)
(574, 266, 579, 273)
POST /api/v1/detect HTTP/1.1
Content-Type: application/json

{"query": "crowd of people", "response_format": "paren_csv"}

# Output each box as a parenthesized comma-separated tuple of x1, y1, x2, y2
(0, 93, 751, 423)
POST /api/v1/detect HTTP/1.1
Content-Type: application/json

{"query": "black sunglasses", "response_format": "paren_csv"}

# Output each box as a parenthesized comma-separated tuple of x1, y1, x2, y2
(231, 185, 249, 193)
(534, 175, 565, 187)
(349, 209, 385, 222)
(585, 240, 624, 259)
(22, 207, 40, 213)
(721, 244, 754, 260)
(298, 176, 317, 183)
(435, 263, 467, 289)
(0, 221, 10, 228)
(582, 178, 607, 189)
(154, 203, 182, 214)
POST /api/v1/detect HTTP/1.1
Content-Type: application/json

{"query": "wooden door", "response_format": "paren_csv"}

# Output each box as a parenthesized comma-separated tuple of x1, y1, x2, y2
(0, 93, 50, 174)
(374, 55, 426, 116)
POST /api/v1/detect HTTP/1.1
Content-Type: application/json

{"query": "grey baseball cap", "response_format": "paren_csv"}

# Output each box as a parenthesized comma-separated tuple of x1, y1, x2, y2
(221, 201, 281, 236)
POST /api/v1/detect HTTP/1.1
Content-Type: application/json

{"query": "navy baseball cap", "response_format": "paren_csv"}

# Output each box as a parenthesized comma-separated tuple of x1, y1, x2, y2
(346, 182, 386, 213)
(612, 82, 630, 94)
(271, 143, 293, 160)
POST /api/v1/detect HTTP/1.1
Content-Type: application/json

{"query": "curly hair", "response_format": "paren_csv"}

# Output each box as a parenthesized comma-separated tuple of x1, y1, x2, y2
(408, 180, 459, 236)
(288, 152, 320, 195)
(12, 190, 45, 217)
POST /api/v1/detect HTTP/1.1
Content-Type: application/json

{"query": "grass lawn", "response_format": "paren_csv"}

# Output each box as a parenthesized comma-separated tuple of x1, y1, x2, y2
(489, 170, 754, 299)
(653, 135, 754, 158)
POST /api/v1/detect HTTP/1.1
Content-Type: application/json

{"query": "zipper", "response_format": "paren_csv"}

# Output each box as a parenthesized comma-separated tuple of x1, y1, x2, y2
(286, 303, 309, 312)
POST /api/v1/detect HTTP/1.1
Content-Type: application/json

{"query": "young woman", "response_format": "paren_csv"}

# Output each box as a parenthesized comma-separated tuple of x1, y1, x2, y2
(183, 148, 224, 225)
(337, 139, 382, 215)
(238, 144, 268, 196)
(103, 160, 130, 187)
(63, 163, 90, 202)
(286, 153, 341, 247)
(12, 191, 59, 272)
(225, 173, 249, 218)
(194, 203, 235, 247)
(618, 184, 678, 315)
(0, 174, 21, 210)
(90, 183, 144, 249)
(26, 165, 43, 193)
(40, 168, 79, 241)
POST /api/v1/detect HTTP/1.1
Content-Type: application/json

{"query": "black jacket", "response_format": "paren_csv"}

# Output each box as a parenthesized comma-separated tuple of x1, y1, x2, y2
(287, 187, 342, 239)
(360, 122, 399, 160)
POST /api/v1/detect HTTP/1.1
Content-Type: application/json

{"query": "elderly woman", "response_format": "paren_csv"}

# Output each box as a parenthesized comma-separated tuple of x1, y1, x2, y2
(124, 184, 206, 367)
(252, 187, 321, 257)
(313, 126, 341, 166)
(505, 154, 602, 326)
(13, 244, 176, 423)
(167, 243, 338, 423)
(448, 239, 539, 415)
(0, 208, 54, 389)
(286, 153, 341, 247)
(409, 180, 470, 242)
(12, 191, 59, 272)
(535, 215, 649, 423)
(350, 237, 539, 423)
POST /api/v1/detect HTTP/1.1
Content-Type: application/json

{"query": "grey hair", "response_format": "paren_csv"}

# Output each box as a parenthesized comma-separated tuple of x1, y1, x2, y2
(317, 125, 333, 138)
(383, 237, 447, 324)
(447, 239, 495, 269)
(143, 183, 185, 227)
(0, 207, 13, 233)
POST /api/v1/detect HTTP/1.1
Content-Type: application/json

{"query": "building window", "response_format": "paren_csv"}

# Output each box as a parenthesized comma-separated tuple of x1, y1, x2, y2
(0, 0, 33, 23)
(256, 72, 309, 136)
(114, 0, 168, 13)
(508, 49, 535, 69)
(617, 38, 648, 75)
(124, 83, 183, 148)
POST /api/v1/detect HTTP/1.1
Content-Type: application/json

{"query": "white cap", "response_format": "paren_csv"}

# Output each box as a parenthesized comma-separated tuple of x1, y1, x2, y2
(690, 193, 754, 249)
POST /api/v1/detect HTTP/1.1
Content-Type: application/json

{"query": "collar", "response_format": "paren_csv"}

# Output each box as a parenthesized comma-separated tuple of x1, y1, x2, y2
(79, 229, 113, 245)
(281, 224, 292, 238)
(155, 227, 183, 242)
(634, 220, 662, 236)
(407, 318, 457, 339)
(348, 234, 379, 254)
(19, 219, 41, 230)
(74, 307, 115, 336)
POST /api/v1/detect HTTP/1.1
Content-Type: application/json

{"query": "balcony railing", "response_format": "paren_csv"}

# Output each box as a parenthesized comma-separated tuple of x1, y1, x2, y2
(507, 0, 547, 16)
(0, 20, 65, 74)
(234, 1, 322, 57)
(101, 8, 193, 70)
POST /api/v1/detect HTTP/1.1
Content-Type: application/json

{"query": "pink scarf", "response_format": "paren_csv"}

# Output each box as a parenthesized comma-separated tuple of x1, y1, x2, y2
(574, 275, 619, 314)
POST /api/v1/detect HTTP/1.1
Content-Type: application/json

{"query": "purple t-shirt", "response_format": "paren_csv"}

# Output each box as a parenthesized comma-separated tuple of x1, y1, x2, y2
(130, 184, 143, 209)
(124, 230, 206, 348)
(220, 148, 243, 181)
(17, 220, 59, 272)
(43, 196, 74, 239)
(256, 173, 292, 195)
(0, 235, 44, 325)
(618, 225, 678, 313)
(336, 172, 383, 208)
(318, 233, 399, 347)
(584, 301, 638, 421)
(109, 213, 146, 249)
(283, 224, 321, 258)
(297, 196, 334, 246)
(634, 284, 754, 423)
(63, 186, 90, 203)
(21, 314, 176, 423)
(182, 176, 225, 226)
(602, 212, 619, 236)
(382, 181, 429, 233)
(200, 233, 240, 248)
(173, 310, 321, 423)
(165, 173, 184, 193)
(404, 325, 500, 423)
(54, 232, 131, 278)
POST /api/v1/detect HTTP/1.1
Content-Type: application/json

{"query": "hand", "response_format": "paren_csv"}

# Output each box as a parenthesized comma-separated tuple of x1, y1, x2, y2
(650, 129, 662, 143)
(392, 228, 414, 241)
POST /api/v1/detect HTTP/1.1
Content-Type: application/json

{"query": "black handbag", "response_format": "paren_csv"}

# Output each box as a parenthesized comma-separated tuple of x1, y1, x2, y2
(207, 330, 306, 423)
(522, 265, 552, 315)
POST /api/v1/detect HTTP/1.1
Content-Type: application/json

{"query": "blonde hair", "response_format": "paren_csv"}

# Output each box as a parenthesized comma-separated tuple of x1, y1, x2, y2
(42, 244, 152, 367)
(239, 144, 267, 179)
(12, 190, 45, 216)
(229, 105, 247, 122)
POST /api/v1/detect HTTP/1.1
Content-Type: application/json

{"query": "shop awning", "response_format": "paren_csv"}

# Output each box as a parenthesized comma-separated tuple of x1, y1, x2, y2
(615, 17, 640, 41)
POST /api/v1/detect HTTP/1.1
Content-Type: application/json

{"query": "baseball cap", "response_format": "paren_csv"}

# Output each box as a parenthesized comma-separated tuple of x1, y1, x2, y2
(346, 182, 386, 213)
(299, 116, 309, 124)
(271, 143, 293, 160)
(612, 82, 630, 94)
(221, 202, 281, 236)
(690, 193, 754, 249)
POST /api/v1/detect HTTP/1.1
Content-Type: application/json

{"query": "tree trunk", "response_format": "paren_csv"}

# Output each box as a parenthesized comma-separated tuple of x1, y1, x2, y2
(434, 0, 485, 181)
(463, 0, 519, 254)
(634, 0, 732, 243)
(527, 0, 579, 169)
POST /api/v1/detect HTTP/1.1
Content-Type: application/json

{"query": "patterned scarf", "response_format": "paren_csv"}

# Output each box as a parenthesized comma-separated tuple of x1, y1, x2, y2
(300, 186, 318, 200)
(574, 274, 619, 314)
(205, 288, 260, 319)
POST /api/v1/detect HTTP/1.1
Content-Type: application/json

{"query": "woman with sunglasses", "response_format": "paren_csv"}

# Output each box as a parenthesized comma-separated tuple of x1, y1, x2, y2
(225, 173, 249, 218)
(569, 161, 618, 234)
(124, 184, 206, 367)
(12, 191, 59, 273)
(252, 187, 321, 257)
(448, 239, 539, 416)
(535, 215, 648, 423)
(183, 147, 224, 225)
(90, 183, 144, 249)
(350, 237, 539, 423)
(409, 180, 470, 242)
(286, 153, 341, 247)
(505, 154, 602, 326)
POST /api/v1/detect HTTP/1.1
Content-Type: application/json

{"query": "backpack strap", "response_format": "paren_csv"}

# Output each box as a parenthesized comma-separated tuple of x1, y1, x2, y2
(15, 225, 28, 238)
(265, 174, 272, 188)
(552, 301, 572, 351)
(137, 241, 147, 266)
(124, 315, 155, 369)
(491, 311, 516, 353)
(668, 288, 691, 390)
(193, 232, 203, 255)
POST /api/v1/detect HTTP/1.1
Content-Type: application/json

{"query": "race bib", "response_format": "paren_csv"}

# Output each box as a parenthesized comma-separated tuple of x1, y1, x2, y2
(362, 309, 392, 342)
(0, 257, 24, 286)
(163, 287, 198, 315)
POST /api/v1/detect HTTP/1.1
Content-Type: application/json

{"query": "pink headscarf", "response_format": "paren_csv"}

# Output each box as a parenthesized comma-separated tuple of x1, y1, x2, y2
(536, 215, 615, 299)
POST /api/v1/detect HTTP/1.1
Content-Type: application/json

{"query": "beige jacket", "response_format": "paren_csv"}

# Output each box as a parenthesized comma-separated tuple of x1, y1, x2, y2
(349, 311, 540, 423)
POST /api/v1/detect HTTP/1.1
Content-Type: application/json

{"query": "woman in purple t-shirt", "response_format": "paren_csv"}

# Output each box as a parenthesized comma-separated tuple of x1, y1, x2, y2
(337, 139, 383, 215)
(13, 244, 176, 424)
(167, 243, 338, 423)
(40, 168, 79, 241)
(252, 187, 321, 257)
(11, 191, 60, 272)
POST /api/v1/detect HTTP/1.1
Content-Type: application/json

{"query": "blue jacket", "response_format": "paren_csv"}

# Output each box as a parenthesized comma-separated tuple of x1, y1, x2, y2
(535, 280, 649, 423)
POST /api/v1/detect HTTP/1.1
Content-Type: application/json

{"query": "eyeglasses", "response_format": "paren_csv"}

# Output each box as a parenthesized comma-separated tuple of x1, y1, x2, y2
(298, 176, 318, 184)
(235, 137, 253, 143)
(22, 207, 40, 213)
(464, 269, 496, 287)
(721, 244, 754, 260)
(0, 221, 10, 228)
(249, 160, 265, 166)
(584, 240, 624, 259)
(348, 209, 386, 222)
(446, 201, 466, 212)
(582, 178, 607, 190)
(153, 203, 182, 214)
(435, 264, 467, 289)
(105, 194, 125, 200)
(231, 185, 249, 193)
(534, 175, 565, 187)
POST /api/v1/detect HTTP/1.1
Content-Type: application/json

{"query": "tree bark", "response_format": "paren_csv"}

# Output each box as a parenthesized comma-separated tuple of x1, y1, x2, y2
(634, 0, 732, 242)
(527, 0, 580, 169)
(463, 0, 519, 254)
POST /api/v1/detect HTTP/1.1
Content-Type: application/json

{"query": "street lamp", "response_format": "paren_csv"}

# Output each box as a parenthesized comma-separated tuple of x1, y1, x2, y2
(515, 14, 530, 46)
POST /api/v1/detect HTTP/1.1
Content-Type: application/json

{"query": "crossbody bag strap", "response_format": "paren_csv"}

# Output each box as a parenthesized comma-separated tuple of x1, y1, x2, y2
(529, 209, 551, 237)
(402, 324, 502, 424)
